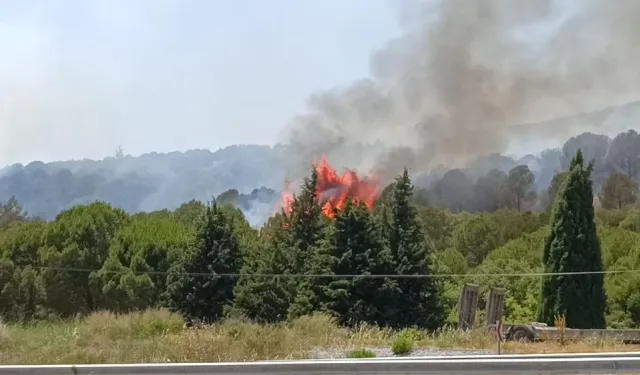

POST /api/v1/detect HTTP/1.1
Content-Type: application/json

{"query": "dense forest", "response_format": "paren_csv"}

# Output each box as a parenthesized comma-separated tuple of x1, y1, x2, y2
(2, 144, 640, 330)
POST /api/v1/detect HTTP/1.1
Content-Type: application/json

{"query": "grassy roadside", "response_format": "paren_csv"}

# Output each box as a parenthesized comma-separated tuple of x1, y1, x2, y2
(0, 309, 638, 365)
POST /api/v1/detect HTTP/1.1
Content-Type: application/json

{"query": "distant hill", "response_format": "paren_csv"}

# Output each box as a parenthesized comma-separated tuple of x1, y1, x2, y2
(512, 101, 640, 149)
(0, 145, 288, 224)
(1, 101, 639, 225)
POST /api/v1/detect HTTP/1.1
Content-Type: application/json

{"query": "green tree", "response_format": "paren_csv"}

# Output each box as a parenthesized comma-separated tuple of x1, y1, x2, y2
(218, 204, 260, 258)
(0, 221, 48, 321)
(286, 169, 330, 319)
(606, 130, 640, 180)
(287, 226, 333, 320)
(0, 197, 28, 232)
(386, 169, 444, 329)
(96, 216, 193, 312)
(166, 203, 242, 324)
(324, 200, 395, 326)
(216, 189, 240, 206)
(473, 169, 508, 212)
(453, 213, 500, 267)
(473, 228, 546, 323)
(173, 199, 207, 230)
(598, 227, 640, 327)
(418, 207, 454, 252)
(547, 171, 569, 207)
(506, 165, 537, 211)
(492, 210, 544, 244)
(431, 246, 469, 323)
(39, 202, 128, 316)
(600, 173, 639, 210)
(538, 149, 606, 329)
(429, 169, 474, 213)
(232, 213, 295, 323)
(619, 208, 640, 232)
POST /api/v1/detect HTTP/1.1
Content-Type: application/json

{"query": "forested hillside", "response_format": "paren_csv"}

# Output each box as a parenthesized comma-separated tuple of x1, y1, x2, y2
(1, 115, 640, 225)
(2, 146, 640, 329)
(0, 145, 288, 225)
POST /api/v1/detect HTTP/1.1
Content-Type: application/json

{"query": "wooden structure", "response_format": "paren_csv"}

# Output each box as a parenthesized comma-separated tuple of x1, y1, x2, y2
(457, 283, 480, 329)
(485, 287, 506, 327)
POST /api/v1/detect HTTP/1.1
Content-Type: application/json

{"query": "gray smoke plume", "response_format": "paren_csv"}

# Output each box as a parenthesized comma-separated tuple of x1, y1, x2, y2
(283, 0, 640, 181)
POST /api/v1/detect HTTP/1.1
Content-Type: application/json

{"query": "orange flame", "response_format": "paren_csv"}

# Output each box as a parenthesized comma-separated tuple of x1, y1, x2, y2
(279, 156, 381, 219)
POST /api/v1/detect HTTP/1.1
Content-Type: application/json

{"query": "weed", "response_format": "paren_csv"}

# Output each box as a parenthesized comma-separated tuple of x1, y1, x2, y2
(555, 314, 567, 346)
(347, 348, 376, 358)
(398, 327, 425, 342)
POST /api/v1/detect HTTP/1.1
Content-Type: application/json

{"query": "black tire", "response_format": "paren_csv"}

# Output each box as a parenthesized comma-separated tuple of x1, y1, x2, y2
(509, 326, 534, 342)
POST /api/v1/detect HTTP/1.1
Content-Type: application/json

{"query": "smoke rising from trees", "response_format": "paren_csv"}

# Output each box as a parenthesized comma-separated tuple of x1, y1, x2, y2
(284, 0, 640, 179)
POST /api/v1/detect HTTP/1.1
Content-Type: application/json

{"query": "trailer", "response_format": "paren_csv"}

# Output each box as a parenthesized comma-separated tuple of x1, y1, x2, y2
(458, 284, 640, 344)
(497, 322, 640, 344)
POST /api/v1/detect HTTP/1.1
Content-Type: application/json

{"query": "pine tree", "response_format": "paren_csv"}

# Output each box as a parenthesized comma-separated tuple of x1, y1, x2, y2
(231, 214, 295, 323)
(538, 149, 606, 329)
(287, 227, 333, 319)
(286, 169, 330, 319)
(166, 203, 242, 324)
(325, 199, 395, 326)
(288, 169, 324, 274)
(386, 169, 444, 330)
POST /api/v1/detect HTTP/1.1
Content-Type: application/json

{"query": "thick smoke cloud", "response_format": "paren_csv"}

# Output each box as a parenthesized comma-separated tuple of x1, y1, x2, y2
(284, 0, 640, 180)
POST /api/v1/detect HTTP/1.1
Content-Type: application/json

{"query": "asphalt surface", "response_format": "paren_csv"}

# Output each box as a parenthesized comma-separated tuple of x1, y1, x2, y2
(3, 352, 640, 375)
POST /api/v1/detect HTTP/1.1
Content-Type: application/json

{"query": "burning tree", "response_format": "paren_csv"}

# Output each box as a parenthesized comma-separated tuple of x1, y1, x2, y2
(280, 156, 381, 219)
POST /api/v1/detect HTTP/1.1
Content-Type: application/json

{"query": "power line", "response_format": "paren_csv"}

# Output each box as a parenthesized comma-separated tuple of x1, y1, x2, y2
(14, 265, 640, 279)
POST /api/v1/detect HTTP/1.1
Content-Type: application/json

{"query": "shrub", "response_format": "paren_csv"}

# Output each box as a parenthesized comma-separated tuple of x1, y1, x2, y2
(347, 348, 376, 358)
(391, 334, 413, 355)
(398, 327, 425, 341)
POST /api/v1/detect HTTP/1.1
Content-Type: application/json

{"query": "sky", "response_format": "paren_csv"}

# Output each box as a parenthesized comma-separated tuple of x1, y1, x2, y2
(0, 0, 402, 165)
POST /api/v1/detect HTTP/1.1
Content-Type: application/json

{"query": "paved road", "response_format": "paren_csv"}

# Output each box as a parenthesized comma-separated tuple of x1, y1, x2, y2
(2, 352, 640, 374)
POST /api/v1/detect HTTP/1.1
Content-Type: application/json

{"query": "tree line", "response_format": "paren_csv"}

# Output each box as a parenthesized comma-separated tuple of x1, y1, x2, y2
(2, 149, 640, 330)
(0, 168, 444, 329)
(3, 129, 640, 223)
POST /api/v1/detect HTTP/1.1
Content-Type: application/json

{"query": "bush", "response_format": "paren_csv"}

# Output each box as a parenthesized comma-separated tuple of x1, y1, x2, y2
(391, 334, 413, 355)
(347, 348, 376, 358)
(398, 327, 425, 341)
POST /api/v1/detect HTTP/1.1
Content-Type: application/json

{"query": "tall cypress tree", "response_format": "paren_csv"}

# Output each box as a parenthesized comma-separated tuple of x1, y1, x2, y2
(325, 199, 395, 326)
(538, 149, 606, 329)
(166, 203, 242, 324)
(386, 169, 444, 330)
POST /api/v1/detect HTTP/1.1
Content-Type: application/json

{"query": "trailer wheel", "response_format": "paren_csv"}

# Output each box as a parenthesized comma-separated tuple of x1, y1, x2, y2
(509, 326, 534, 342)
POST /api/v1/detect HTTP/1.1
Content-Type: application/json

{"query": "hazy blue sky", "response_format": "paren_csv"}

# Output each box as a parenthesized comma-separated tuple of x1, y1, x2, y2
(0, 0, 401, 165)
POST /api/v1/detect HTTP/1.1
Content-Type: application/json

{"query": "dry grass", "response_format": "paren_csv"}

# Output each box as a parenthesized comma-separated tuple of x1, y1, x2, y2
(503, 336, 634, 354)
(1, 309, 639, 365)
(0, 318, 8, 341)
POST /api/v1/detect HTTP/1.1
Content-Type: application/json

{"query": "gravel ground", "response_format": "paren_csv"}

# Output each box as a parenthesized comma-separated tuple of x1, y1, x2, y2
(308, 347, 493, 359)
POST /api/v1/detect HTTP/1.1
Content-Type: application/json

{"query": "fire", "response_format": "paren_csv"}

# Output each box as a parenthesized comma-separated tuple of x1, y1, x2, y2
(279, 156, 381, 219)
